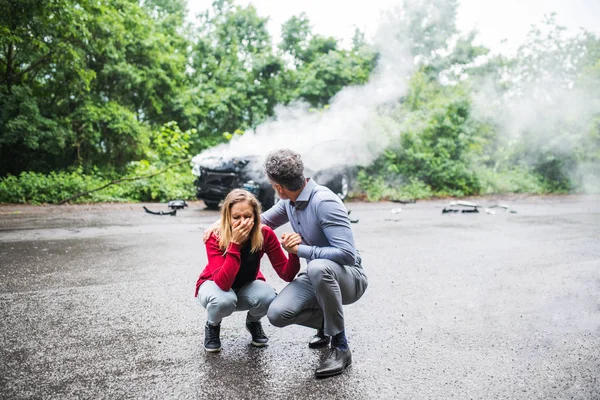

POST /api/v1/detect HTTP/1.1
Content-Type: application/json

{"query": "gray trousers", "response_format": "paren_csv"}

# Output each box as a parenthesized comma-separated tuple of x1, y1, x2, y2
(267, 259, 368, 337)
(197, 280, 277, 325)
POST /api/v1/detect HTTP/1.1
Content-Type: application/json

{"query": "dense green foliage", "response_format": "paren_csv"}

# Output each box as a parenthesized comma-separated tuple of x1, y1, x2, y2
(355, 11, 599, 200)
(0, 0, 598, 204)
(0, 121, 197, 203)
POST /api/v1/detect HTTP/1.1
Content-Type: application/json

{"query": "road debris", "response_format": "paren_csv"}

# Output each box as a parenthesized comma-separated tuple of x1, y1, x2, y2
(489, 203, 517, 213)
(450, 200, 480, 208)
(143, 206, 177, 216)
(347, 209, 359, 224)
(168, 200, 188, 210)
(391, 199, 416, 204)
(443, 200, 517, 215)
(442, 208, 460, 214)
(144, 199, 189, 216)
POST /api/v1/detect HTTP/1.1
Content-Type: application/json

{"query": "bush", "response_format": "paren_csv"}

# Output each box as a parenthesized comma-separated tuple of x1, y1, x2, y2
(356, 170, 434, 201)
(0, 121, 200, 204)
(0, 167, 195, 204)
(476, 167, 547, 194)
(120, 161, 195, 202)
(0, 169, 103, 204)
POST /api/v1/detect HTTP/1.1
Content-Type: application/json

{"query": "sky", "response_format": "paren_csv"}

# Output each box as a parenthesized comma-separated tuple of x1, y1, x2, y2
(185, 0, 600, 54)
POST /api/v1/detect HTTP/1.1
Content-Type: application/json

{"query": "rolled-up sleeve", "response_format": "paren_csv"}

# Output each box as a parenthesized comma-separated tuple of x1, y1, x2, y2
(297, 199, 356, 265)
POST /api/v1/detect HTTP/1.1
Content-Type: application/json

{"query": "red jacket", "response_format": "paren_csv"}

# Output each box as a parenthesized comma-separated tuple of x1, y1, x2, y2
(195, 225, 300, 296)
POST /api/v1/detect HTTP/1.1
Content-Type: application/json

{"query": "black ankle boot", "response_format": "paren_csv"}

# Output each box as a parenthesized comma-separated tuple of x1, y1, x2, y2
(308, 329, 330, 349)
(315, 346, 352, 378)
(245, 320, 269, 347)
(204, 322, 221, 352)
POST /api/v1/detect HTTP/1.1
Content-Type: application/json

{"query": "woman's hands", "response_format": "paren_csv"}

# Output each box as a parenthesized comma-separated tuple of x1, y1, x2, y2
(281, 232, 302, 254)
(231, 218, 254, 245)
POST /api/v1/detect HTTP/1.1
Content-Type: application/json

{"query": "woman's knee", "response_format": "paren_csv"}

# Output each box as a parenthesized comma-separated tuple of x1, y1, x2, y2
(207, 291, 237, 316)
(248, 286, 276, 315)
(258, 289, 277, 310)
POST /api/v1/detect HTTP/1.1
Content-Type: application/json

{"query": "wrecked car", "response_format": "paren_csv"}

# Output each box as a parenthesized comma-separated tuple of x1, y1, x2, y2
(191, 141, 358, 210)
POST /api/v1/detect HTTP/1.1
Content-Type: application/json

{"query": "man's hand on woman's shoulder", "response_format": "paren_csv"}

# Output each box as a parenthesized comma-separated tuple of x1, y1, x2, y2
(203, 220, 221, 242)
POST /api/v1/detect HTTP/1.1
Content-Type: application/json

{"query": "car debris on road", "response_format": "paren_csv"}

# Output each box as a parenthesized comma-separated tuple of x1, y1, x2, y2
(143, 200, 189, 216)
(143, 206, 177, 216)
(391, 199, 416, 204)
(442, 201, 517, 215)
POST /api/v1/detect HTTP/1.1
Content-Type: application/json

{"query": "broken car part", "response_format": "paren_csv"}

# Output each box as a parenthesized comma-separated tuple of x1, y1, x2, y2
(347, 209, 359, 224)
(143, 206, 177, 216)
(168, 200, 188, 210)
(442, 208, 460, 214)
(391, 199, 416, 204)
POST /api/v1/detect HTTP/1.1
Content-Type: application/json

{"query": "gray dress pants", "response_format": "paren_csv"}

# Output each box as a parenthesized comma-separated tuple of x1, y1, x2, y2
(267, 259, 368, 336)
(197, 280, 277, 325)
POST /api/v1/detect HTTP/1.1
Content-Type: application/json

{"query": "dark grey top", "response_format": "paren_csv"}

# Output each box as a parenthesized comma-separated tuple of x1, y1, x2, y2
(261, 178, 359, 266)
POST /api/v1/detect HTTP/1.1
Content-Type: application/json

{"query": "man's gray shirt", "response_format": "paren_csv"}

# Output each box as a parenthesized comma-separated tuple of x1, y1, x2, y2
(261, 178, 359, 267)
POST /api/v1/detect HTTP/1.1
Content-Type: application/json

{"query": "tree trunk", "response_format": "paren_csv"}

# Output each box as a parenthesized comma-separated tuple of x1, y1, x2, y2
(6, 42, 13, 93)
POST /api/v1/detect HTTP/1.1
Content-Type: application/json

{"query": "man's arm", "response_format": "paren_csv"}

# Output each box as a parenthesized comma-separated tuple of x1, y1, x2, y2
(260, 199, 289, 229)
(297, 199, 357, 266)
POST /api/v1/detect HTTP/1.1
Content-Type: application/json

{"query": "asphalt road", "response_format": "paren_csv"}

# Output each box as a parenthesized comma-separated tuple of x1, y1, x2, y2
(1, 196, 599, 399)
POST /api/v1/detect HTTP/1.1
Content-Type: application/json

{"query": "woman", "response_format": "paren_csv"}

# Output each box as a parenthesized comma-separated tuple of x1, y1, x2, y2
(195, 189, 301, 352)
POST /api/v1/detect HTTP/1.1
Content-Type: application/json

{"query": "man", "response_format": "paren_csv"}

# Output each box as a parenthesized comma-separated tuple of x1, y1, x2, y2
(261, 149, 368, 378)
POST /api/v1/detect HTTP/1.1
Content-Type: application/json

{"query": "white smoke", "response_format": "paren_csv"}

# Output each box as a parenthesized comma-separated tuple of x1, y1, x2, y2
(470, 19, 600, 193)
(193, 1, 417, 173)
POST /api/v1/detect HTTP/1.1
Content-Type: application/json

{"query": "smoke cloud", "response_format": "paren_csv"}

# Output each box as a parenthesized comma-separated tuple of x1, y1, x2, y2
(193, 2, 599, 193)
(470, 20, 600, 193)
(193, 1, 422, 174)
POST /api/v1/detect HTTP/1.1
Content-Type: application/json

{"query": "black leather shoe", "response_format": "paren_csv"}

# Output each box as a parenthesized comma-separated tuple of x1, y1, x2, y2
(204, 322, 221, 352)
(245, 320, 269, 347)
(315, 347, 352, 378)
(308, 329, 330, 349)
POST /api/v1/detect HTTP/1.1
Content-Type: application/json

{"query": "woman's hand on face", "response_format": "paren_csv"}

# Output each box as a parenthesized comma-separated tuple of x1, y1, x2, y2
(231, 218, 254, 245)
(281, 232, 302, 254)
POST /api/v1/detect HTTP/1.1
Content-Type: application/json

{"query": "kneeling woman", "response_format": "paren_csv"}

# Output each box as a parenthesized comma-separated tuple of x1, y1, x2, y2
(195, 189, 301, 352)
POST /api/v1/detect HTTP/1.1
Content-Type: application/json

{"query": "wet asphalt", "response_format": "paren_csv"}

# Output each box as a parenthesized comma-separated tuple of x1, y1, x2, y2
(0, 196, 599, 400)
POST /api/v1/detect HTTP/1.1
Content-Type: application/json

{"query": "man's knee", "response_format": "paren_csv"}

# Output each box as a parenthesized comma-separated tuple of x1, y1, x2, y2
(267, 297, 292, 328)
(307, 259, 335, 281)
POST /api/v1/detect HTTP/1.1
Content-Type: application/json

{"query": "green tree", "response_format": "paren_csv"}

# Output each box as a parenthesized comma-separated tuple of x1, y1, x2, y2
(381, 75, 485, 196)
(189, 0, 286, 143)
(0, 0, 93, 174)
(278, 14, 377, 107)
(0, 0, 192, 175)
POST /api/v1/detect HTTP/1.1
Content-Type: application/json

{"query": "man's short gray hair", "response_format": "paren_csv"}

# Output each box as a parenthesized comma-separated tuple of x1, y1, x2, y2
(264, 149, 306, 191)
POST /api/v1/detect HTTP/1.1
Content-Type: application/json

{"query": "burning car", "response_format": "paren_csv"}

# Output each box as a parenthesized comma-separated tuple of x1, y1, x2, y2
(191, 140, 358, 210)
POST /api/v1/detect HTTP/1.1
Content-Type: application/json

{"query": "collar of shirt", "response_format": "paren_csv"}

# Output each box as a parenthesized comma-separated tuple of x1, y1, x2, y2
(291, 178, 315, 210)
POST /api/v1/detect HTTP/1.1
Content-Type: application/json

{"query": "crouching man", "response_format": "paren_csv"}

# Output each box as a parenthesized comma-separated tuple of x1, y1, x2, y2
(262, 149, 368, 378)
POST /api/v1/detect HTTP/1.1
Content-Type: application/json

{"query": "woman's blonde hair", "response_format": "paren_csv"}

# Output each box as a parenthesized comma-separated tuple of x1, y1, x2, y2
(218, 189, 263, 253)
